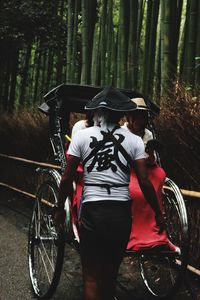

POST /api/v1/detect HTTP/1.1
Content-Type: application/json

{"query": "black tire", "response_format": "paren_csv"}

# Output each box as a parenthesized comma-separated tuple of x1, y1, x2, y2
(28, 181, 65, 299)
(139, 178, 189, 299)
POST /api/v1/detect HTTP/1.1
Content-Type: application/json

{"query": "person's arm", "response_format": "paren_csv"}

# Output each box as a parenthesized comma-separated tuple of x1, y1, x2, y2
(133, 158, 165, 232)
(145, 147, 156, 166)
(54, 155, 80, 226)
(58, 155, 81, 208)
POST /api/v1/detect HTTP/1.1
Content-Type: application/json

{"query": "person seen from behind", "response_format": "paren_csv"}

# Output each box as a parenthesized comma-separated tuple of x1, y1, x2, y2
(55, 87, 165, 300)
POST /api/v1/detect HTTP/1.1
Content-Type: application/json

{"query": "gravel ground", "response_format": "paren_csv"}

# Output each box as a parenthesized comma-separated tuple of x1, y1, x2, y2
(0, 187, 199, 300)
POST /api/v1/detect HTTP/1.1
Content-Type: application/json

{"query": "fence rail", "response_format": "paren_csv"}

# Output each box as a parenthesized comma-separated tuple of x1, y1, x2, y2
(1, 181, 200, 278)
(1, 152, 200, 277)
(0, 153, 61, 169)
(0, 153, 199, 198)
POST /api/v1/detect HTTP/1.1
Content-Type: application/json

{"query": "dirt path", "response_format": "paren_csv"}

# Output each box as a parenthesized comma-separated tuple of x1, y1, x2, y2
(0, 187, 199, 300)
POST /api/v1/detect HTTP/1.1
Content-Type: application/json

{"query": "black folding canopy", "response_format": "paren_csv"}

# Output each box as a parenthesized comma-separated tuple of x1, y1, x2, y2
(39, 83, 160, 116)
(38, 83, 160, 136)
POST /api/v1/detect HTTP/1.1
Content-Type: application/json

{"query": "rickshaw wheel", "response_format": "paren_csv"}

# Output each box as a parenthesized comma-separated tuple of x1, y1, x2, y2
(138, 178, 189, 298)
(28, 181, 65, 299)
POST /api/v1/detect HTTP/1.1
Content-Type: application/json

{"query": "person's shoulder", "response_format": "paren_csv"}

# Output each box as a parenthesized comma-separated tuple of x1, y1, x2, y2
(73, 119, 87, 129)
(127, 129, 142, 140)
(119, 127, 143, 142)
(143, 128, 153, 144)
(75, 125, 98, 137)
(145, 128, 153, 136)
(121, 122, 128, 130)
(71, 119, 87, 139)
(83, 125, 98, 132)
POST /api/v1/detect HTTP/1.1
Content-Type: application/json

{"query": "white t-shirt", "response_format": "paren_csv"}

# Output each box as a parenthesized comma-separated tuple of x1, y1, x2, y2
(143, 128, 153, 145)
(71, 120, 87, 139)
(122, 122, 153, 145)
(68, 124, 146, 203)
(122, 122, 158, 162)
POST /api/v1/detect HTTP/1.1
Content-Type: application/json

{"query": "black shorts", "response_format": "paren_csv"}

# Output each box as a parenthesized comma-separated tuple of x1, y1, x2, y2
(79, 200, 132, 265)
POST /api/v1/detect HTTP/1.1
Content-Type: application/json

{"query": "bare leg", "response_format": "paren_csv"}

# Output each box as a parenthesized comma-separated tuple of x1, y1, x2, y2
(81, 261, 120, 300)
(100, 256, 123, 300)
(81, 260, 102, 300)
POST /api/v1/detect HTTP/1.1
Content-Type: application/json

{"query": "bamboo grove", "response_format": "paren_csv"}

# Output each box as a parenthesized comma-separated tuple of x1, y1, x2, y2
(0, 0, 200, 112)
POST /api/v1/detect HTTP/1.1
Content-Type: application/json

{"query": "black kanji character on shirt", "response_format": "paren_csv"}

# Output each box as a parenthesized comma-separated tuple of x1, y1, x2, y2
(85, 131, 130, 174)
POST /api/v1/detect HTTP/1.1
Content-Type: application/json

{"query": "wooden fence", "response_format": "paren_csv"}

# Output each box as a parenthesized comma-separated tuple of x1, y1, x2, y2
(0, 152, 200, 276)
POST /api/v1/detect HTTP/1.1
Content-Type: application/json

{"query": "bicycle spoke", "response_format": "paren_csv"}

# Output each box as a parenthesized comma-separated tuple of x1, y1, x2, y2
(28, 181, 65, 299)
(138, 178, 189, 298)
(37, 246, 53, 283)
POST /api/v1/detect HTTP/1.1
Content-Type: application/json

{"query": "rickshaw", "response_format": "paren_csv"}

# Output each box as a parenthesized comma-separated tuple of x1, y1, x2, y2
(28, 83, 189, 299)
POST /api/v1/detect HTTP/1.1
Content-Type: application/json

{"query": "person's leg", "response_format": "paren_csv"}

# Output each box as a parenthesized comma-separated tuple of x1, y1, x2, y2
(100, 209, 132, 299)
(80, 201, 131, 300)
(79, 204, 103, 300)
(81, 256, 121, 300)
(81, 259, 102, 300)
(100, 258, 122, 300)
(81, 258, 120, 300)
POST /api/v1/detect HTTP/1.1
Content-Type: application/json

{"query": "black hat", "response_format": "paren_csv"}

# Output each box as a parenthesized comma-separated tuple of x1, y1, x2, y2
(85, 86, 137, 111)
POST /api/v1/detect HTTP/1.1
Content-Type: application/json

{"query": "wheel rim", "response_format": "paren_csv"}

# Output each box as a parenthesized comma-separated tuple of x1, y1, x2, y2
(28, 182, 65, 298)
(139, 178, 189, 298)
(140, 251, 183, 298)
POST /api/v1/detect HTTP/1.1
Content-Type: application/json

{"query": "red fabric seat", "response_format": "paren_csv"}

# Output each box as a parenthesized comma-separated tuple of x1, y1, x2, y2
(71, 162, 177, 252)
(127, 164, 176, 251)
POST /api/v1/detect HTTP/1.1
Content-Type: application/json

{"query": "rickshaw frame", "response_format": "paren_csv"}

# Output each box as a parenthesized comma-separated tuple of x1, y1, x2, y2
(27, 83, 189, 300)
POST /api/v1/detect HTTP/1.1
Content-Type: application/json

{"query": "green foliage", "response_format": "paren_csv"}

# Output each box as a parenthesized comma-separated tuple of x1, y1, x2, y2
(0, 0, 67, 47)
(0, 0, 199, 112)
